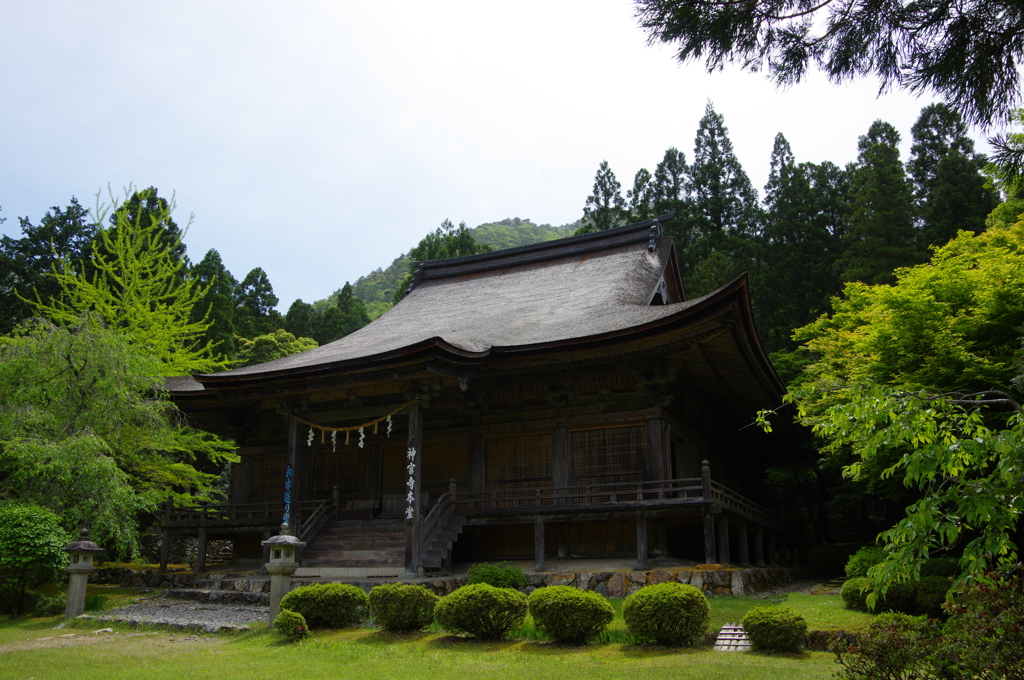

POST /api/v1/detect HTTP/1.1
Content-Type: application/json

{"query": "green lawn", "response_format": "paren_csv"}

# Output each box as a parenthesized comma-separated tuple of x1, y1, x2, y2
(0, 590, 870, 680)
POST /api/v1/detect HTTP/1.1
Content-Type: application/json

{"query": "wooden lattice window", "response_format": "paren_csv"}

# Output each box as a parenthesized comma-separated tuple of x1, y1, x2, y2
(421, 438, 469, 496)
(248, 455, 286, 502)
(312, 448, 367, 501)
(485, 433, 553, 491)
(570, 425, 645, 488)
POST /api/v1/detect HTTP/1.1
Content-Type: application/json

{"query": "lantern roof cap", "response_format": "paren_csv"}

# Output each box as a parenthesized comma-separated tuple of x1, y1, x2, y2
(64, 528, 104, 553)
(261, 523, 306, 548)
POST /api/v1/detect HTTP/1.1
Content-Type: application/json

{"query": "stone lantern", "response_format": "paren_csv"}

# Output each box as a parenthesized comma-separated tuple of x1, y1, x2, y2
(262, 523, 306, 626)
(63, 528, 104, 618)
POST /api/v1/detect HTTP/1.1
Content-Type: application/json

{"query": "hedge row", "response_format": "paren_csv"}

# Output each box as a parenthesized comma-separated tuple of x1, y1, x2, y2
(276, 580, 715, 645)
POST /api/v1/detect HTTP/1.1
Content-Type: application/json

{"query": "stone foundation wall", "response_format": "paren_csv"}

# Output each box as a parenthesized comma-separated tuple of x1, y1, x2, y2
(137, 534, 233, 565)
(95, 565, 810, 599)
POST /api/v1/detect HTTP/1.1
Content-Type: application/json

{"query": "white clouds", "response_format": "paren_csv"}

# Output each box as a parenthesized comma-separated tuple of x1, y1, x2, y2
(0, 0, 978, 307)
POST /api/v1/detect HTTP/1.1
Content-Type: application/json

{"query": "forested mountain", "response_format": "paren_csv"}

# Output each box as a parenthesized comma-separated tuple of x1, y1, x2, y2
(324, 217, 578, 317)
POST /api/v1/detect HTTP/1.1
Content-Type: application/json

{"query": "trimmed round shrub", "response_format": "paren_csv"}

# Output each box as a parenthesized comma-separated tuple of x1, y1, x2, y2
(434, 583, 528, 640)
(278, 583, 368, 629)
(841, 577, 871, 611)
(274, 609, 310, 640)
(877, 581, 917, 614)
(914, 576, 950, 619)
(528, 586, 614, 644)
(369, 583, 438, 631)
(741, 606, 807, 653)
(622, 582, 709, 646)
(844, 546, 885, 579)
(466, 562, 527, 589)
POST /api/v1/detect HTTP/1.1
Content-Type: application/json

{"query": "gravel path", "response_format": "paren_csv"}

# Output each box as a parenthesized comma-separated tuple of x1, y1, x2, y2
(84, 597, 268, 632)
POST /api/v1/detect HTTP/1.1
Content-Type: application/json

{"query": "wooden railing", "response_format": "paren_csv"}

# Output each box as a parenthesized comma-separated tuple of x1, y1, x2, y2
(298, 497, 336, 543)
(453, 477, 705, 511)
(162, 472, 801, 543)
(165, 499, 325, 529)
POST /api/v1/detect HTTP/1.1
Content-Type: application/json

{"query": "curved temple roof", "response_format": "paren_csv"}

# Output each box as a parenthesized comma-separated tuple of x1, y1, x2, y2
(169, 217, 782, 404)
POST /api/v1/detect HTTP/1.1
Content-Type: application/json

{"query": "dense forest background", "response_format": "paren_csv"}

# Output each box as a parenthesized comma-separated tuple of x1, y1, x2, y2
(0, 101, 1008, 374)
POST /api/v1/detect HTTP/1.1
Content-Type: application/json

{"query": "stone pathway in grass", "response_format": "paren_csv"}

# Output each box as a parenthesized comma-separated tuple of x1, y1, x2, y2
(713, 623, 750, 652)
(80, 596, 267, 632)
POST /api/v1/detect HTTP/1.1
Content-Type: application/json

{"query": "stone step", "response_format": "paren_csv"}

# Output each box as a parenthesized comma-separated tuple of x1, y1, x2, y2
(713, 623, 751, 652)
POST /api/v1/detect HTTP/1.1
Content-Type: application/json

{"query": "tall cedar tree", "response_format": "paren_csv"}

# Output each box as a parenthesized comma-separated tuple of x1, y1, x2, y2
(234, 267, 283, 338)
(284, 299, 316, 339)
(578, 161, 628, 233)
(688, 103, 761, 295)
(756, 134, 844, 353)
(393, 219, 491, 304)
(32, 188, 223, 376)
(312, 283, 370, 344)
(626, 168, 656, 222)
(909, 103, 998, 248)
(651, 147, 696, 268)
(0, 198, 97, 334)
(837, 120, 918, 285)
(189, 249, 239, 361)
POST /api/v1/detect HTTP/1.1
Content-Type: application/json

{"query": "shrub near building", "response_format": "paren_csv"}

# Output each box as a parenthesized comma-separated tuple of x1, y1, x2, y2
(528, 586, 614, 644)
(623, 583, 709, 646)
(278, 583, 368, 629)
(741, 606, 807, 653)
(434, 583, 527, 640)
(369, 583, 438, 631)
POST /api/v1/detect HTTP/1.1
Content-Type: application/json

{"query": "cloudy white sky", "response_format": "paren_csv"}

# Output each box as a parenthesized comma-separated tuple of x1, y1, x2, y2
(1, 1, 993, 308)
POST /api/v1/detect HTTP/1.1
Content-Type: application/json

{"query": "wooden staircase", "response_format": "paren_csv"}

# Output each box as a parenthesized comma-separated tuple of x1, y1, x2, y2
(295, 519, 407, 578)
(421, 513, 467, 570)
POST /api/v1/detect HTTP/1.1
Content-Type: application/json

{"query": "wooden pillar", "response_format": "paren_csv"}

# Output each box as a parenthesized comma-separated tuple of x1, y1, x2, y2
(645, 418, 669, 482)
(405, 403, 423, 575)
(468, 434, 485, 493)
(738, 521, 749, 565)
(552, 427, 570, 488)
(636, 511, 649, 570)
(717, 516, 731, 565)
(196, 527, 208, 572)
(701, 460, 716, 564)
(533, 516, 545, 572)
(332, 486, 341, 519)
(768, 534, 777, 566)
(755, 528, 765, 566)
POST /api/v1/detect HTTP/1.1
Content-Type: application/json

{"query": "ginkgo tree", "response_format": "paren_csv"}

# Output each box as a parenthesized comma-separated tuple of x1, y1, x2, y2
(32, 187, 225, 376)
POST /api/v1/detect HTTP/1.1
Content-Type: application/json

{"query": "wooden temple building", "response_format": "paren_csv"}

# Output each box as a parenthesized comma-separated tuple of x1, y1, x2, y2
(165, 216, 805, 577)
